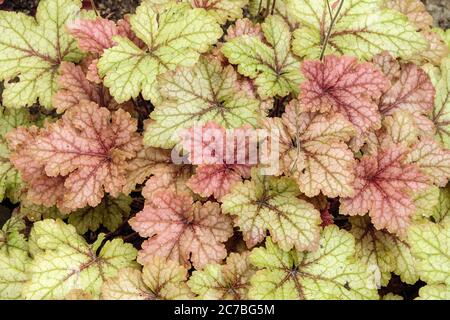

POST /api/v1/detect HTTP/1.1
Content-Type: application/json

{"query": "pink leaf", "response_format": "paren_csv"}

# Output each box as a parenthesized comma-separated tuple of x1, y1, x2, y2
(130, 190, 233, 269)
(7, 127, 66, 208)
(340, 146, 429, 236)
(377, 59, 436, 133)
(9, 101, 141, 211)
(187, 164, 251, 200)
(226, 18, 263, 40)
(67, 18, 119, 54)
(300, 55, 389, 139)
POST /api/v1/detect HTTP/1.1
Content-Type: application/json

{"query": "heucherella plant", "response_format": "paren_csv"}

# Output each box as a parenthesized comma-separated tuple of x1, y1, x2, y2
(0, 0, 448, 301)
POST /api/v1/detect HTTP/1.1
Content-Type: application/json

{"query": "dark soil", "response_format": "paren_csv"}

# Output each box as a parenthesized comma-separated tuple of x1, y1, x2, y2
(423, 0, 450, 29)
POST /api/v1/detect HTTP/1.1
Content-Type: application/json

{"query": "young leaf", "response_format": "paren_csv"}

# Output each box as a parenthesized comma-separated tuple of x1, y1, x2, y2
(24, 219, 137, 299)
(0, 0, 84, 108)
(221, 169, 321, 252)
(130, 190, 233, 269)
(428, 58, 450, 149)
(248, 226, 379, 300)
(287, 0, 427, 60)
(102, 256, 193, 300)
(300, 55, 389, 140)
(408, 219, 450, 287)
(0, 107, 32, 203)
(340, 146, 429, 236)
(350, 216, 418, 286)
(97, 2, 222, 104)
(221, 15, 302, 98)
(264, 100, 356, 198)
(188, 252, 255, 300)
(68, 194, 132, 234)
(9, 101, 141, 211)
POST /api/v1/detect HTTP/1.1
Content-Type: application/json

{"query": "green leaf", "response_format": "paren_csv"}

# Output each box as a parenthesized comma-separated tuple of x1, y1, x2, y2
(19, 202, 65, 222)
(408, 219, 450, 286)
(102, 256, 193, 300)
(412, 186, 440, 221)
(98, 2, 222, 104)
(144, 56, 261, 148)
(287, 0, 427, 60)
(68, 194, 132, 234)
(221, 15, 303, 98)
(0, 216, 30, 300)
(221, 168, 321, 252)
(0, 106, 32, 203)
(416, 284, 450, 300)
(248, 226, 379, 300)
(350, 216, 418, 286)
(0, 0, 84, 108)
(188, 252, 255, 300)
(24, 219, 137, 299)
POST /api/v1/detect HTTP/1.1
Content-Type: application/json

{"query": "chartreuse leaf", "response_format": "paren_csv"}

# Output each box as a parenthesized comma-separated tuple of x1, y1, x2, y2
(19, 202, 65, 222)
(430, 186, 450, 223)
(0, 216, 30, 299)
(68, 195, 132, 234)
(428, 58, 450, 149)
(412, 186, 440, 221)
(248, 226, 379, 300)
(102, 256, 193, 300)
(221, 168, 321, 252)
(417, 284, 450, 300)
(98, 2, 222, 104)
(287, 0, 427, 60)
(24, 219, 137, 299)
(0, 0, 84, 108)
(188, 252, 255, 300)
(221, 15, 302, 98)
(408, 219, 450, 293)
(143, 0, 248, 24)
(0, 107, 32, 203)
(350, 216, 418, 286)
(144, 56, 261, 148)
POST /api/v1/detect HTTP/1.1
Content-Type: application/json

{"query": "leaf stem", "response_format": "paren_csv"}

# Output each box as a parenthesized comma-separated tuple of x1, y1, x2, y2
(89, 0, 100, 17)
(271, 0, 277, 15)
(319, 0, 345, 61)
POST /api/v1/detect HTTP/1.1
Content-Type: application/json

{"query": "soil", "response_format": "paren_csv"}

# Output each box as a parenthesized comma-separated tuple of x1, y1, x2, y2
(423, 0, 450, 29)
